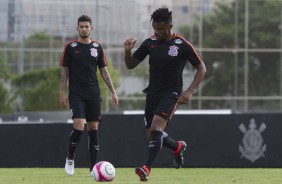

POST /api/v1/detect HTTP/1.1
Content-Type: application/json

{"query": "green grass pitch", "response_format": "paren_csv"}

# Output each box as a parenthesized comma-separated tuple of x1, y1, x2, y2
(0, 168, 281, 184)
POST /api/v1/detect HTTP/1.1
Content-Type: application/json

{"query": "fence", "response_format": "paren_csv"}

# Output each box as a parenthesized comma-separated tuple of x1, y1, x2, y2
(1, 0, 282, 112)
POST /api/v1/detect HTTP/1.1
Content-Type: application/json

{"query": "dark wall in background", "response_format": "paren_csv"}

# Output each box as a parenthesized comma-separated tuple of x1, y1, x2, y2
(0, 114, 282, 168)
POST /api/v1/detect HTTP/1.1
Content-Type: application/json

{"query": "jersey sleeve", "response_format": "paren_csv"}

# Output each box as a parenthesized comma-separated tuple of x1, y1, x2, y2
(184, 41, 203, 66)
(98, 45, 108, 68)
(60, 44, 71, 67)
(133, 40, 149, 61)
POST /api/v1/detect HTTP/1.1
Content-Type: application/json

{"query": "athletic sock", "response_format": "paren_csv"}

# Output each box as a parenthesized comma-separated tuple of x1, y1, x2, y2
(162, 132, 179, 151)
(67, 129, 83, 160)
(145, 130, 163, 170)
(88, 130, 99, 171)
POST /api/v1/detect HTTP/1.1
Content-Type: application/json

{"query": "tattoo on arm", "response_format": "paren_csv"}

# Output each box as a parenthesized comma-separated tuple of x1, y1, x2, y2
(60, 67, 69, 93)
(100, 68, 115, 93)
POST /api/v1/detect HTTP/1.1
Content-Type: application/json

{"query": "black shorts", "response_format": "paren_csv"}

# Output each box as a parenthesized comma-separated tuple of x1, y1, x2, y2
(144, 93, 178, 128)
(69, 95, 102, 122)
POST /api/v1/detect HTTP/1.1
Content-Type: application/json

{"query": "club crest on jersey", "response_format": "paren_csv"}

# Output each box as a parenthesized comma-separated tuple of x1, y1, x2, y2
(93, 42, 99, 47)
(71, 42, 77, 47)
(174, 39, 183, 44)
(90, 48, 98, 57)
(168, 45, 179, 57)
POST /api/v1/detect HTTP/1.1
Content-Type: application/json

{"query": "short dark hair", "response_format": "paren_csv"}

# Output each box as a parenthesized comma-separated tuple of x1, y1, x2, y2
(151, 8, 172, 24)
(77, 15, 92, 26)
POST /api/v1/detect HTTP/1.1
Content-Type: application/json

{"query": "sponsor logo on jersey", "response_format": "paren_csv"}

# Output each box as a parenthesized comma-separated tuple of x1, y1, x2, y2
(161, 112, 169, 116)
(149, 45, 158, 48)
(239, 118, 266, 163)
(93, 42, 99, 47)
(90, 48, 98, 57)
(71, 42, 77, 47)
(168, 45, 179, 57)
(174, 39, 183, 44)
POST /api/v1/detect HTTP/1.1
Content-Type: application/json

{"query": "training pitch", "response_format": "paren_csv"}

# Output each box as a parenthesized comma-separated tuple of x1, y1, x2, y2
(0, 168, 281, 184)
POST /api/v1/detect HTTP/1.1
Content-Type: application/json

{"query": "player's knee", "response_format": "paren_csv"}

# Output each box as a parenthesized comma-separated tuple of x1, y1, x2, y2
(87, 122, 99, 131)
(73, 119, 85, 130)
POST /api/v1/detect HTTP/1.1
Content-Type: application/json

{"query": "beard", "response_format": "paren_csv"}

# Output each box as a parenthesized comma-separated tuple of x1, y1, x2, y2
(79, 32, 90, 38)
(155, 34, 165, 41)
(155, 32, 171, 41)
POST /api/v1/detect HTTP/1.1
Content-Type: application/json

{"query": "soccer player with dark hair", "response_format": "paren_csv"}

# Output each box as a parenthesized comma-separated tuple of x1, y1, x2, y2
(59, 15, 119, 176)
(124, 8, 206, 181)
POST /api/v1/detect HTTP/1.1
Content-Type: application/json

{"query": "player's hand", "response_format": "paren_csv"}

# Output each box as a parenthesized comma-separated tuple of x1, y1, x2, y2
(177, 90, 192, 105)
(59, 92, 69, 109)
(124, 38, 137, 51)
(112, 92, 119, 109)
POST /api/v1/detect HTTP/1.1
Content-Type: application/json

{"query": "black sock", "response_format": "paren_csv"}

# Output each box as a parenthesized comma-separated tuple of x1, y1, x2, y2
(162, 135, 179, 151)
(145, 130, 163, 170)
(67, 129, 83, 160)
(88, 130, 99, 172)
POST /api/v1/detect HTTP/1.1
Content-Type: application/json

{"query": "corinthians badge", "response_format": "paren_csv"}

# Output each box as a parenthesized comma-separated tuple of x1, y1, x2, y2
(90, 48, 98, 57)
(168, 45, 179, 57)
(239, 118, 266, 163)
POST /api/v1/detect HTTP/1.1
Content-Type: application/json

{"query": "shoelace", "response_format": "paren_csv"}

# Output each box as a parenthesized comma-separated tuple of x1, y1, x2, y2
(67, 160, 74, 165)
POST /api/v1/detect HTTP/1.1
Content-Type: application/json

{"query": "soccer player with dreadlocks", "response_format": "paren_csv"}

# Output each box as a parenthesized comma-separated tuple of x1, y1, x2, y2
(124, 8, 206, 181)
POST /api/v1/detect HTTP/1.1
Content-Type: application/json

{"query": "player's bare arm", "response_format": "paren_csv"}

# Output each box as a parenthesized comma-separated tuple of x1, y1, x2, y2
(124, 38, 141, 69)
(59, 67, 69, 108)
(178, 62, 206, 105)
(99, 67, 119, 108)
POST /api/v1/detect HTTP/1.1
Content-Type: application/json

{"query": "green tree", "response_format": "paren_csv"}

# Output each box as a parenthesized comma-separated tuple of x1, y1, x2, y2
(12, 59, 119, 112)
(179, 0, 282, 110)
(0, 81, 14, 114)
(0, 58, 14, 114)
(12, 67, 62, 111)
